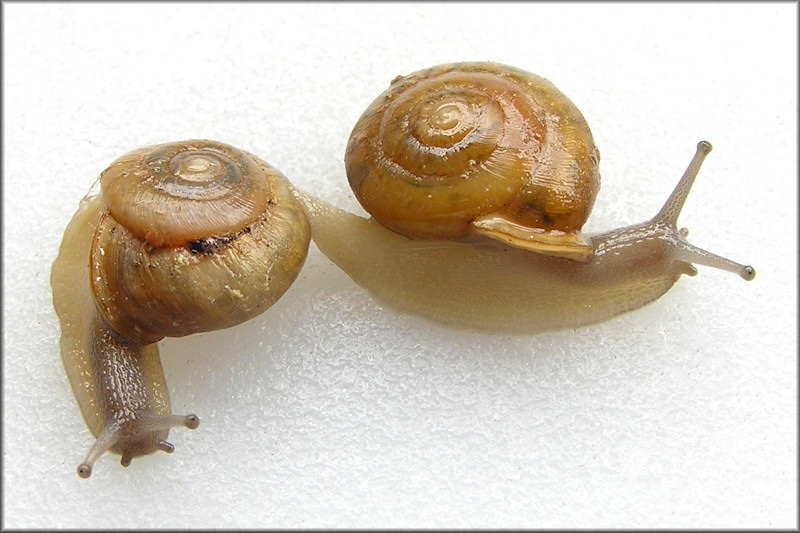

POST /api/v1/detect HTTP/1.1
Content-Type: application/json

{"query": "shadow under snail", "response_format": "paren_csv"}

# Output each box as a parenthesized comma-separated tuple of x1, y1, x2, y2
(292, 61, 755, 333)
(51, 140, 310, 478)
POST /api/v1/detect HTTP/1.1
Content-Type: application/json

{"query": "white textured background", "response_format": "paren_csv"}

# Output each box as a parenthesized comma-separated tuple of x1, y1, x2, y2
(2, 3, 796, 529)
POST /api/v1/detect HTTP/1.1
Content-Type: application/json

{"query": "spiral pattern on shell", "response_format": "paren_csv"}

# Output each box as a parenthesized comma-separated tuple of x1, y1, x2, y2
(100, 140, 272, 247)
(90, 140, 311, 345)
(345, 62, 601, 244)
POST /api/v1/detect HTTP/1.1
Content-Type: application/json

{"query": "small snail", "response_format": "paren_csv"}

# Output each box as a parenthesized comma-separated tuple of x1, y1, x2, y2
(51, 140, 310, 477)
(294, 62, 755, 332)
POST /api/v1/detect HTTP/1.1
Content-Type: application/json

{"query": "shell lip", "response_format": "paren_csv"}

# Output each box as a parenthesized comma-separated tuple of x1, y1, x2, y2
(471, 214, 593, 261)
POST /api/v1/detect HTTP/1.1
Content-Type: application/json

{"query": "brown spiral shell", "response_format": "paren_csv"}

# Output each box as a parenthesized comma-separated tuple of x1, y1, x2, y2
(100, 140, 272, 247)
(89, 140, 310, 345)
(345, 62, 601, 257)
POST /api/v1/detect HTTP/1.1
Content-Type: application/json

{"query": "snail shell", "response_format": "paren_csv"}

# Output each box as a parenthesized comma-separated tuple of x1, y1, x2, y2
(294, 62, 755, 333)
(51, 140, 310, 477)
(345, 61, 601, 259)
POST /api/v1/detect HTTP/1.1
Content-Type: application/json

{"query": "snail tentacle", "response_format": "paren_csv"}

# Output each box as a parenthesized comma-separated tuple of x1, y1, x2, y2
(300, 62, 755, 333)
(77, 420, 122, 479)
(77, 410, 197, 477)
(53, 140, 310, 478)
(645, 141, 755, 280)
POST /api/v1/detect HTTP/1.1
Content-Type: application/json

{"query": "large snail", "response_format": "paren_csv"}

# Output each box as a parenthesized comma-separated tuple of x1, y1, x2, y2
(294, 62, 755, 333)
(51, 140, 310, 477)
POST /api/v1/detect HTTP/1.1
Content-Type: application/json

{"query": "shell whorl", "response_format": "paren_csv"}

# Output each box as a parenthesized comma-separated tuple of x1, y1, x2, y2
(100, 139, 272, 247)
(345, 62, 601, 249)
(90, 140, 311, 345)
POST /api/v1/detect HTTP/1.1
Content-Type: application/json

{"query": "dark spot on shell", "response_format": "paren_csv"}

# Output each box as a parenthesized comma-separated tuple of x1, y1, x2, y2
(188, 237, 221, 254)
(186, 224, 252, 254)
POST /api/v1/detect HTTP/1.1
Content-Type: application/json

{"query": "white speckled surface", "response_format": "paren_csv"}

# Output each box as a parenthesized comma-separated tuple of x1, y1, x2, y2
(2, 3, 796, 528)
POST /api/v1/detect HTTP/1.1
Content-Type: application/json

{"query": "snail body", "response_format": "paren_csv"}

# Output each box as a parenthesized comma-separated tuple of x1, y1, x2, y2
(51, 140, 310, 477)
(295, 62, 754, 332)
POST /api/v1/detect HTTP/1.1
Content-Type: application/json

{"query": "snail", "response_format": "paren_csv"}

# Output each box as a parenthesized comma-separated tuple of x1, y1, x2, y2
(293, 62, 755, 333)
(51, 140, 310, 478)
